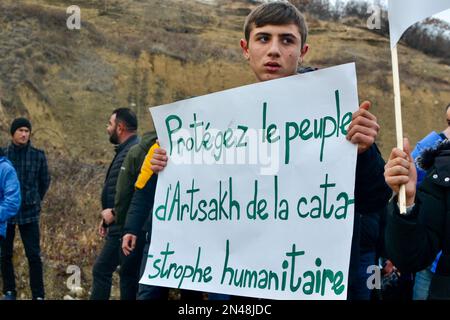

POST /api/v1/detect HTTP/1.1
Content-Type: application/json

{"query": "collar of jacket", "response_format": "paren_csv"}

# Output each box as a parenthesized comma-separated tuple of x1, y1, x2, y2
(114, 134, 139, 154)
(138, 131, 158, 151)
(297, 66, 319, 74)
(10, 140, 31, 152)
(431, 150, 450, 187)
(419, 140, 450, 170)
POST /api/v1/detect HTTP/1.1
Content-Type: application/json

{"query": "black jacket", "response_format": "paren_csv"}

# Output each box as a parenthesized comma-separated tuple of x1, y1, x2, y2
(101, 135, 139, 210)
(347, 144, 391, 294)
(123, 174, 157, 237)
(114, 131, 157, 226)
(355, 144, 392, 213)
(386, 143, 450, 299)
(2, 141, 50, 224)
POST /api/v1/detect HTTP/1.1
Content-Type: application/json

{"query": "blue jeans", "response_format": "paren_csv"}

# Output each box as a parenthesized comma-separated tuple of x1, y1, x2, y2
(0, 222, 44, 299)
(413, 266, 433, 300)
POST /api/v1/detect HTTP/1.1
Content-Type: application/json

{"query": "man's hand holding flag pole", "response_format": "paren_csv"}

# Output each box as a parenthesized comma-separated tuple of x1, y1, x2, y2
(388, 0, 450, 214)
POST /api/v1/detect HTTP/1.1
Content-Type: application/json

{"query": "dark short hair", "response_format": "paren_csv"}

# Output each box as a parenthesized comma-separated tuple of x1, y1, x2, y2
(112, 108, 138, 131)
(244, 2, 308, 48)
(446, 103, 450, 112)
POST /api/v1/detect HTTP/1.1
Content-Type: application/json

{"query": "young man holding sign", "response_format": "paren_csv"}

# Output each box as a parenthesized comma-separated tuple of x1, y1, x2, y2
(149, 1, 391, 300)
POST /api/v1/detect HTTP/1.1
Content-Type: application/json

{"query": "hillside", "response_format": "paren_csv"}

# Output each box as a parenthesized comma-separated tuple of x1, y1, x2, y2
(0, 0, 449, 299)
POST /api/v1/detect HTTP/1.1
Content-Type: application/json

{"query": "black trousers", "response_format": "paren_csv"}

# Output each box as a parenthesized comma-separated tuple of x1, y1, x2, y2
(90, 225, 121, 300)
(0, 222, 45, 299)
(118, 230, 146, 300)
(90, 225, 146, 300)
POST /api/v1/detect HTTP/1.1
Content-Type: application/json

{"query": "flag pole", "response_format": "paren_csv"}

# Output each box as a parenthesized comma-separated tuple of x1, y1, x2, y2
(391, 45, 407, 214)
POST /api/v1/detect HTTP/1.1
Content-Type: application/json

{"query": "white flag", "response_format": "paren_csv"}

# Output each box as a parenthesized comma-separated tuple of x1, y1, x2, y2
(389, 0, 450, 48)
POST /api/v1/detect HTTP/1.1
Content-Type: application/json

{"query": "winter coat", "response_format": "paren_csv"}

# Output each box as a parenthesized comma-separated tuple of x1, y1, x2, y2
(114, 131, 157, 226)
(2, 142, 50, 224)
(101, 135, 139, 210)
(386, 141, 450, 299)
(0, 156, 21, 237)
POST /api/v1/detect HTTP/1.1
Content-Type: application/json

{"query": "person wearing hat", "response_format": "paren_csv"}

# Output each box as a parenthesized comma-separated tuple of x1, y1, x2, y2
(0, 117, 50, 300)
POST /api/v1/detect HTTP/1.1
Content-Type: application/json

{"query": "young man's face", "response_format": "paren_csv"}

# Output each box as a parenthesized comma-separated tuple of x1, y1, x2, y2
(241, 23, 309, 82)
(12, 127, 30, 146)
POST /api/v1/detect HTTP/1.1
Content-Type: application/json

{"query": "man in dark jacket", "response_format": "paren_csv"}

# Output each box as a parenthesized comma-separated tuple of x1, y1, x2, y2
(90, 108, 139, 300)
(121, 142, 162, 300)
(1, 117, 50, 300)
(113, 131, 157, 299)
(122, 144, 203, 300)
(385, 138, 450, 300)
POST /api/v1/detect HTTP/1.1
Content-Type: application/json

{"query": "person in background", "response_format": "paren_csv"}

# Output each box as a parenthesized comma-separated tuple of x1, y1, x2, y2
(1, 118, 50, 300)
(114, 130, 157, 299)
(0, 147, 21, 251)
(385, 137, 450, 300)
(122, 142, 204, 300)
(90, 108, 139, 300)
(409, 102, 450, 300)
